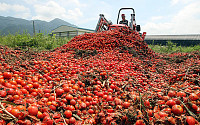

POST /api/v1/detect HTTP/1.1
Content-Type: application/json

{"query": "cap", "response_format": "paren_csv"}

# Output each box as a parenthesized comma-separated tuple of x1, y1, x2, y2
(121, 14, 125, 17)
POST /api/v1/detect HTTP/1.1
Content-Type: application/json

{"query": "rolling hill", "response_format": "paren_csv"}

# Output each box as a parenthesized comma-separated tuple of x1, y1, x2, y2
(0, 16, 77, 35)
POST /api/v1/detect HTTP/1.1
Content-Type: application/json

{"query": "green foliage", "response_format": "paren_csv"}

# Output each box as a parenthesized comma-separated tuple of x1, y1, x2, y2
(0, 32, 71, 51)
(148, 40, 200, 53)
(0, 33, 199, 53)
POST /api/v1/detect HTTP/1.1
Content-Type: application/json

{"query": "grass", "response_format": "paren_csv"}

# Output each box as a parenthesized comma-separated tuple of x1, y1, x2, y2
(148, 41, 200, 53)
(0, 32, 71, 51)
(0, 33, 199, 53)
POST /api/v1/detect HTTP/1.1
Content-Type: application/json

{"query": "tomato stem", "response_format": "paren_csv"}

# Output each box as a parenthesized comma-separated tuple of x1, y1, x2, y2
(0, 101, 17, 120)
(180, 99, 198, 120)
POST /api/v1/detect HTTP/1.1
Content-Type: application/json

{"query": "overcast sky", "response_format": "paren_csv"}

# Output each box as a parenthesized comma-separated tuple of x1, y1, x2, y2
(0, 0, 200, 35)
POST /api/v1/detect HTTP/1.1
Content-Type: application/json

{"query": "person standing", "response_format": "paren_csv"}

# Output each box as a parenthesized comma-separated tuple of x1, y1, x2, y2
(119, 14, 128, 26)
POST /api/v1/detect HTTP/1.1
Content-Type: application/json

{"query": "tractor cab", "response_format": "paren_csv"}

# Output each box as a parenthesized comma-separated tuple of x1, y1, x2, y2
(95, 8, 146, 40)
(95, 8, 141, 32)
(116, 8, 140, 32)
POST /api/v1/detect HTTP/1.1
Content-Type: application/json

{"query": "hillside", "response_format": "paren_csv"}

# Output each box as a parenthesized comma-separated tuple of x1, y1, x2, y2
(0, 16, 77, 35)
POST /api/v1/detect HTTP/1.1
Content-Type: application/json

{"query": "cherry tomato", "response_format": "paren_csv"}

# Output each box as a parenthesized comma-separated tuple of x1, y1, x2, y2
(186, 116, 196, 125)
(172, 105, 183, 115)
(123, 101, 130, 109)
(168, 90, 176, 97)
(64, 110, 72, 118)
(166, 99, 176, 107)
(88, 109, 94, 114)
(189, 93, 199, 101)
(177, 91, 186, 97)
(56, 88, 64, 96)
(3, 72, 12, 79)
(11, 108, 20, 118)
(168, 117, 176, 124)
(69, 117, 76, 124)
(0, 90, 7, 97)
(70, 99, 76, 105)
(66, 94, 73, 100)
(135, 119, 145, 125)
(28, 106, 38, 116)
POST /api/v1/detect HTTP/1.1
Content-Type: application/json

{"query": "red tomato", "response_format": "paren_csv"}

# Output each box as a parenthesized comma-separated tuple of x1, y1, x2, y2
(86, 96, 93, 101)
(177, 91, 186, 97)
(115, 98, 122, 105)
(37, 111, 44, 119)
(189, 93, 199, 101)
(48, 96, 55, 101)
(0, 79, 5, 85)
(80, 102, 86, 109)
(28, 106, 38, 116)
(32, 82, 40, 88)
(64, 110, 72, 118)
(168, 117, 176, 124)
(16, 105, 26, 111)
(144, 100, 150, 107)
(166, 99, 176, 107)
(159, 111, 168, 117)
(70, 99, 76, 105)
(55, 88, 64, 96)
(168, 90, 176, 97)
(88, 109, 94, 114)
(24, 119, 31, 125)
(162, 107, 172, 115)
(6, 105, 13, 113)
(106, 95, 113, 102)
(49, 105, 56, 111)
(123, 101, 130, 109)
(172, 105, 183, 115)
(172, 75, 177, 79)
(43, 116, 53, 125)
(191, 103, 198, 111)
(68, 105, 75, 111)
(0, 119, 6, 125)
(3, 72, 12, 79)
(72, 85, 79, 90)
(0, 90, 7, 97)
(147, 110, 153, 117)
(69, 117, 76, 124)
(135, 119, 145, 125)
(98, 91, 104, 97)
(186, 116, 196, 125)
(16, 78, 23, 84)
(11, 108, 20, 118)
(66, 94, 73, 100)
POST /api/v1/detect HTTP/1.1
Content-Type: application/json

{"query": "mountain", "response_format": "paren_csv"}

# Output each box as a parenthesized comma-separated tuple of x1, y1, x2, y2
(0, 16, 77, 35)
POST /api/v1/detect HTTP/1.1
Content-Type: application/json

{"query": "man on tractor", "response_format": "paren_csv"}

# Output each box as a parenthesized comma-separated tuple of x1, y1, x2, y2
(119, 14, 128, 26)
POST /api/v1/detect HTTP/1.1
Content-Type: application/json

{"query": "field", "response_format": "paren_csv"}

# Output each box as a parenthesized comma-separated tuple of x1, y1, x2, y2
(0, 29, 199, 125)
(0, 32, 200, 53)
(0, 32, 70, 51)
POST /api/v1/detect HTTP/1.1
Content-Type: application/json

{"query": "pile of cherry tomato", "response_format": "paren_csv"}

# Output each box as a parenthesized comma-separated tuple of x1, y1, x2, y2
(0, 28, 199, 125)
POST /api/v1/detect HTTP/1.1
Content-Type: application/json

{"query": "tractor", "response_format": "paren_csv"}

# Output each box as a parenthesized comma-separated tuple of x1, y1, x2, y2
(95, 8, 146, 40)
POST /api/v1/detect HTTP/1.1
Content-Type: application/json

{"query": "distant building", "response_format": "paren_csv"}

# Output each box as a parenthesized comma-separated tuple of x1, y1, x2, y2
(51, 25, 94, 38)
(145, 34, 200, 46)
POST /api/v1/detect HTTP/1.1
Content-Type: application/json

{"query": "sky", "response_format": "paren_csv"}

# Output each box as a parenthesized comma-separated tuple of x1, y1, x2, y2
(0, 0, 200, 35)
